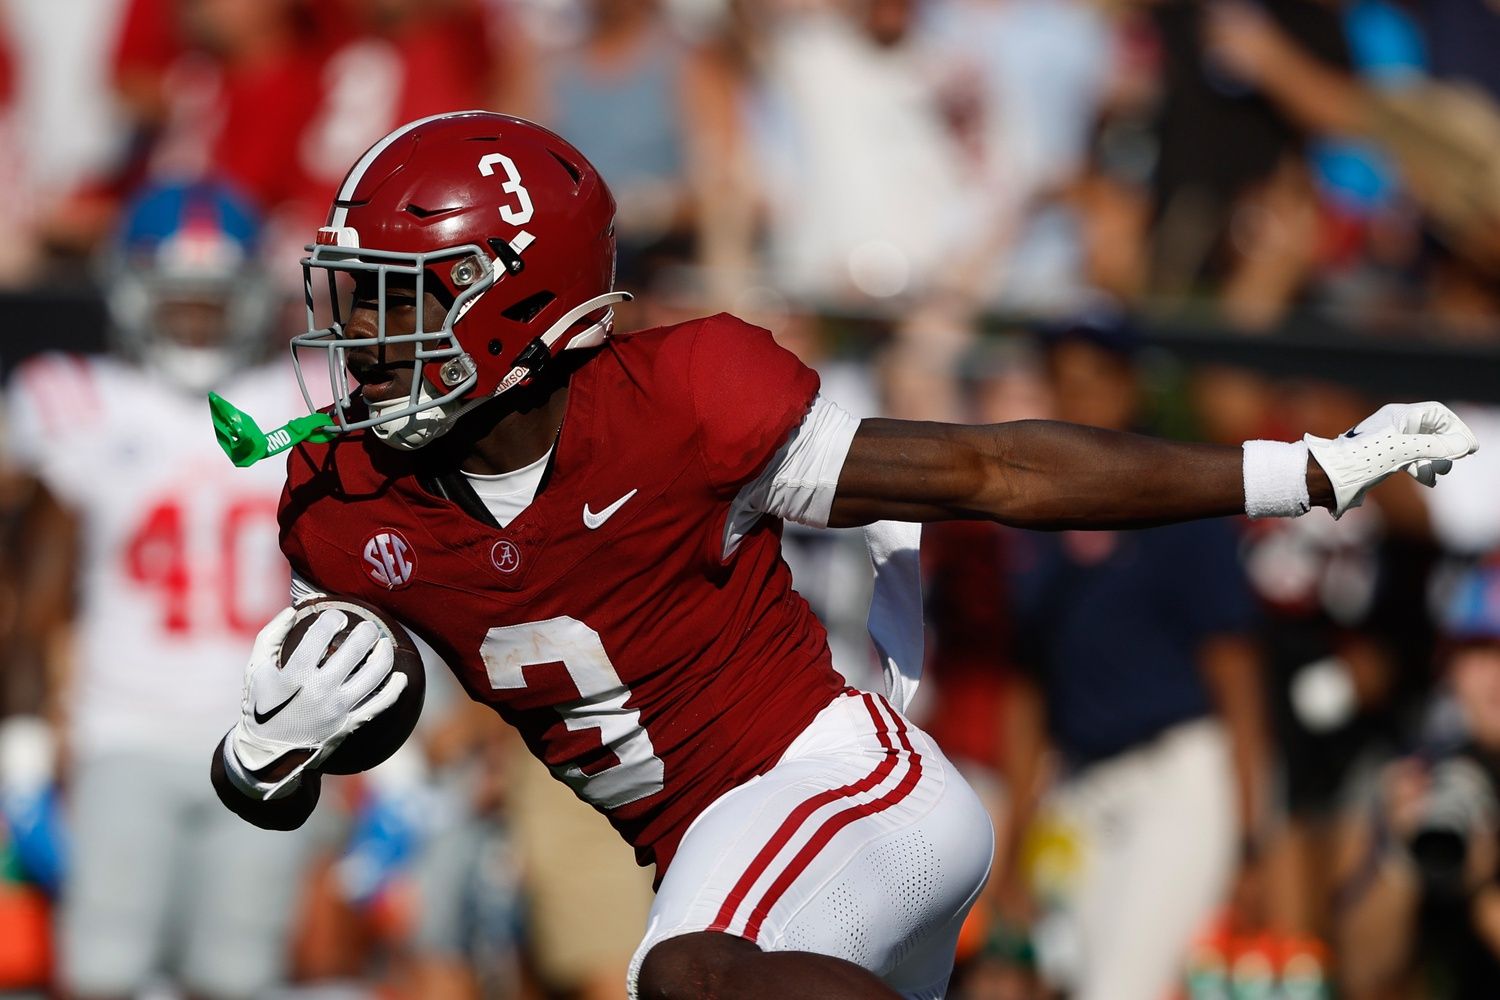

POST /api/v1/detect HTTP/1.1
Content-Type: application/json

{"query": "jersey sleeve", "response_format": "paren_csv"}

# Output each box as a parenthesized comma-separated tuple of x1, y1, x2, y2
(722, 393, 860, 558)
(1, 371, 44, 474)
(688, 314, 821, 497)
(2, 356, 96, 507)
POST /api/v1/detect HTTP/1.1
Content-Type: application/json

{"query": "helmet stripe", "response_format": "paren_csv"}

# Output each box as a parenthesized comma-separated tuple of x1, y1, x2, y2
(329, 109, 494, 228)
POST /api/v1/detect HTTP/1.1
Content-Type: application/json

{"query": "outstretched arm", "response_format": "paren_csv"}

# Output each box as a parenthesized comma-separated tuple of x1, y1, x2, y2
(829, 403, 1477, 530)
(831, 419, 1322, 529)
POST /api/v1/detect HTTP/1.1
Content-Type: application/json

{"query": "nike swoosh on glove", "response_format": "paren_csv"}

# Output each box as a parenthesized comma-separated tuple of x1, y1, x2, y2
(226, 606, 407, 799)
(1305, 401, 1479, 518)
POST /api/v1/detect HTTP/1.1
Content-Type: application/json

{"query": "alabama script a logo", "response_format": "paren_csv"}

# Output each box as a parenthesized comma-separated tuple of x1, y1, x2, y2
(490, 539, 521, 574)
(363, 528, 416, 589)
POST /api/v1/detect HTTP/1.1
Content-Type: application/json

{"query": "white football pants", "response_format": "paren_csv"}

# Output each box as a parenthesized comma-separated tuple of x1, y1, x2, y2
(628, 689, 994, 1000)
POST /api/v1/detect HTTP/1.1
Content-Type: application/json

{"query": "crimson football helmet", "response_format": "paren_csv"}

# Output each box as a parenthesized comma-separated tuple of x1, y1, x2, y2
(293, 111, 629, 449)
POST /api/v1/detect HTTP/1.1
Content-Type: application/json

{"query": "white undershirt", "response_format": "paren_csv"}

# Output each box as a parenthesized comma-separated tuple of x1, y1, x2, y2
(462, 446, 554, 529)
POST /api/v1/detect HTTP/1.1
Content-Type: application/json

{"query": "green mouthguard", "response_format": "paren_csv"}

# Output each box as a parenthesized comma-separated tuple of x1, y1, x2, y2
(209, 392, 336, 468)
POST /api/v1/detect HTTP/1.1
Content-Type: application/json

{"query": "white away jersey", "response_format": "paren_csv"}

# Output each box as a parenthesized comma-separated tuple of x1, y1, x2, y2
(5, 354, 299, 759)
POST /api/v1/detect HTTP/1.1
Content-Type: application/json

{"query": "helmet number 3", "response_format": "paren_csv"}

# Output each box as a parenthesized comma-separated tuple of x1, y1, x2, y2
(478, 153, 534, 227)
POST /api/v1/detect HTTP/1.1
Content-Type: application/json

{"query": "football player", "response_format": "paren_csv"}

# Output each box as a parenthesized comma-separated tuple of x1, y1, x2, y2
(5, 180, 316, 1000)
(210, 112, 1479, 1000)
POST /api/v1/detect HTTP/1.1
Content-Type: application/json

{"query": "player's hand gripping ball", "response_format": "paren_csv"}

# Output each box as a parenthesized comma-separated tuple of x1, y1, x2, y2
(279, 597, 426, 774)
(230, 596, 426, 793)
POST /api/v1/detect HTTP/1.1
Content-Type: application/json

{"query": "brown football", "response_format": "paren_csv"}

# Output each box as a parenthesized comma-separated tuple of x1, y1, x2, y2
(280, 595, 426, 775)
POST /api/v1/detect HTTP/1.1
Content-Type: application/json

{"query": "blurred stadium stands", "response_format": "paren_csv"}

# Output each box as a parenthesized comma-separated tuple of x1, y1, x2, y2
(3, 1, 1500, 999)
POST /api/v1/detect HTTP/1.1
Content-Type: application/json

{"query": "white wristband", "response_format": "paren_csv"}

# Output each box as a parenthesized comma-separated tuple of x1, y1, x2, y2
(1243, 439, 1311, 518)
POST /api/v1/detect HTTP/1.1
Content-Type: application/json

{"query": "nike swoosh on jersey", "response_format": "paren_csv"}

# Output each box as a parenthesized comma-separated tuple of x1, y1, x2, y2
(253, 688, 302, 725)
(583, 488, 639, 530)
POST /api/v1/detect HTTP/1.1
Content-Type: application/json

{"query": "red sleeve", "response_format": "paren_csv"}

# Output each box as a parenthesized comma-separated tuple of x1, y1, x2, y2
(688, 313, 820, 497)
(0, 20, 13, 106)
(111, 0, 181, 84)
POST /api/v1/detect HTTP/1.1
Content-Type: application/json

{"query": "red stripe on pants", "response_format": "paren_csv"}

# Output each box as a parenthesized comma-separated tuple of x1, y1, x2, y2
(707, 693, 898, 935)
(739, 704, 924, 941)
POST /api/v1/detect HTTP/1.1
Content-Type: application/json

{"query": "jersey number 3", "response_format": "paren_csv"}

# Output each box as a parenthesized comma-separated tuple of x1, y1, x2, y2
(481, 616, 664, 810)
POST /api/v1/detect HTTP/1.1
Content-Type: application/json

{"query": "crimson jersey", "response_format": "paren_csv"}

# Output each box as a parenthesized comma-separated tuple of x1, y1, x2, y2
(279, 315, 848, 872)
(111, 0, 493, 229)
(278, 3, 497, 236)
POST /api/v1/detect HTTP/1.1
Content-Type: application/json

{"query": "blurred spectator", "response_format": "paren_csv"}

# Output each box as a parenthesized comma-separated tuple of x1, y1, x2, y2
(99, 0, 325, 249)
(279, 0, 521, 248)
(532, 0, 696, 288)
(1, 181, 316, 999)
(0, 415, 66, 992)
(507, 747, 653, 1000)
(1337, 558, 1500, 1000)
(398, 695, 522, 1000)
(56, 0, 527, 269)
(1423, 404, 1500, 558)
(1204, 0, 1500, 307)
(918, 521, 1014, 775)
(923, 0, 1112, 311)
(997, 314, 1267, 1000)
(0, 15, 34, 285)
(285, 677, 526, 1000)
(752, 0, 971, 305)
(1, 0, 130, 272)
(1151, 0, 1350, 328)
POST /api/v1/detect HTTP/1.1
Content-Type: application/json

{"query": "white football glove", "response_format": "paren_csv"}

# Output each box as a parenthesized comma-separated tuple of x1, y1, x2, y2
(1304, 401, 1479, 518)
(224, 606, 406, 800)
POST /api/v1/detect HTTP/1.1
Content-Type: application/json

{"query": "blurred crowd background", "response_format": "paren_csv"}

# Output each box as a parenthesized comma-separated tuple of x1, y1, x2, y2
(1, 0, 1500, 998)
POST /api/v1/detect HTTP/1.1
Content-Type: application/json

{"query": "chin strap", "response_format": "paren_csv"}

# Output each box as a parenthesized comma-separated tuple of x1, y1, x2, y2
(494, 291, 633, 395)
(551, 290, 634, 350)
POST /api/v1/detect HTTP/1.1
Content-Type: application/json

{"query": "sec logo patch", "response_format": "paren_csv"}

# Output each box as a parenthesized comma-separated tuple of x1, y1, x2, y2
(363, 529, 416, 589)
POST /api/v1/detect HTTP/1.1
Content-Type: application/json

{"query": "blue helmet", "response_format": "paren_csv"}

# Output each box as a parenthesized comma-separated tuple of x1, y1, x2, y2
(105, 181, 277, 392)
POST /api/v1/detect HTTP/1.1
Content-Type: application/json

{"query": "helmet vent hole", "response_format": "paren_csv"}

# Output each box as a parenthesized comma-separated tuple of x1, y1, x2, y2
(404, 203, 447, 219)
(488, 339, 503, 355)
(501, 291, 557, 324)
(548, 150, 583, 187)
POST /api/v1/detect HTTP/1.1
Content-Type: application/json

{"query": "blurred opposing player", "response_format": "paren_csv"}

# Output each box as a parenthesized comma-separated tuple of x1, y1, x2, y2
(210, 112, 1479, 1000)
(3, 181, 315, 1000)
